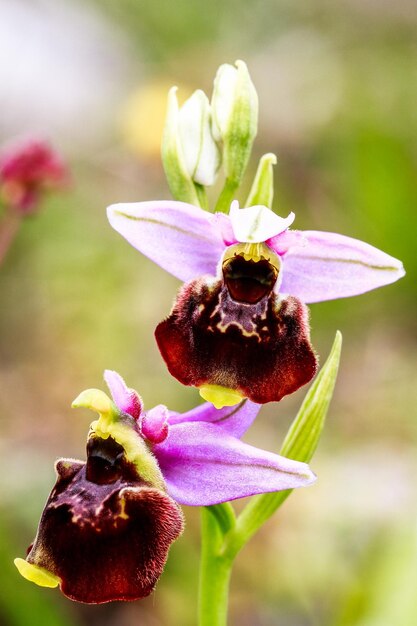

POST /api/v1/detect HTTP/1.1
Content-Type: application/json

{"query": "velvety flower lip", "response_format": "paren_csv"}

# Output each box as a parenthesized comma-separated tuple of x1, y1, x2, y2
(154, 284, 317, 404)
(104, 370, 316, 506)
(107, 200, 404, 303)
(15, 383, 185, 604)
(15, 457, 184, 604)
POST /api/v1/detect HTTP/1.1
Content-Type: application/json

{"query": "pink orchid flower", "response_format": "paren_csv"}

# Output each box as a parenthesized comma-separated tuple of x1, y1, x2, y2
(15, 370, 314, 603)
(107, 200, 404, 405)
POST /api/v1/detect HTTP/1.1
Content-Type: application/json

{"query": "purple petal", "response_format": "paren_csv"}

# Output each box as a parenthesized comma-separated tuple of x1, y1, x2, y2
(279, 230, 405, 303)
(154, 422, 315, 506)
(168, 400, 261, 438)
(107, 201, 225, 282)
(104, 370, 142, 420)
(212, 212, 236, 246)
(267, 229, 307, 255)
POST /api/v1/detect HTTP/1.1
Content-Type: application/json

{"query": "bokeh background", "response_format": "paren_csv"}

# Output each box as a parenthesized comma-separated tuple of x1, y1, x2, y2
(1, 0, 416, 624)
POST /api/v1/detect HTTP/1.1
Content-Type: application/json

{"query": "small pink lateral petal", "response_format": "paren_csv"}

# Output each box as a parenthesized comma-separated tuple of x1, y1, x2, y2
(104, 370, 143, 420)
(141, 405, 170, 444)
(267, 230, 307, 256)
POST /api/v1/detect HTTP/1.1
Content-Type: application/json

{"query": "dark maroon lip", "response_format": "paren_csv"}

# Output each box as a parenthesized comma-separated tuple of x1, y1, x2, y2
(155, 276, 317, 404)
(222, 255, 278, 304)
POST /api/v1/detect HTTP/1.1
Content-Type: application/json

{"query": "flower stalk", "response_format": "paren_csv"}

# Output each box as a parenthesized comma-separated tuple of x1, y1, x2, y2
(0, 209, 22, 265)
(198, 507, 233, 626)
(214, 177, 240, 214)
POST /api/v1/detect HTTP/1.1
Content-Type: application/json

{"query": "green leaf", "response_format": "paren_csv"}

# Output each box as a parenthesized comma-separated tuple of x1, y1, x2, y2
(280, 330, 342, 463)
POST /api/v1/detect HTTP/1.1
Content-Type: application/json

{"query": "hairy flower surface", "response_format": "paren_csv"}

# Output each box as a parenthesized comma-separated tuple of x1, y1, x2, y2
(15, 371, 315, 602)
(107, 201, 404, 405)
(15, 379, 183, 604)
(0, 138, 68, 213)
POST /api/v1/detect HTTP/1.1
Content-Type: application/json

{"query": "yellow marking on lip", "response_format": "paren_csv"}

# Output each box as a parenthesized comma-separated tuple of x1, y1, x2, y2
(14, 559, 60, 589)
(199, 385, 245, 409)
(223, 242, 281, 270)
(117, 497, 130, 521)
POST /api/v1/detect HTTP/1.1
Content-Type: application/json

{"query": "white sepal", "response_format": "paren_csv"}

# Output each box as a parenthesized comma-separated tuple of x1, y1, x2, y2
(229, 200, 295, 243)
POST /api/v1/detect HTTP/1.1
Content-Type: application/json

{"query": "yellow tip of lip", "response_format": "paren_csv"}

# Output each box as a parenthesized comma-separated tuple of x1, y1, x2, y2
(14, 558, 60, 588)
(199, 385, 245, 409)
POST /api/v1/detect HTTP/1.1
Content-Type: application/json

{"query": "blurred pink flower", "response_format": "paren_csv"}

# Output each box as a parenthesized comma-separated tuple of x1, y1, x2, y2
(0, 138, 68, 213)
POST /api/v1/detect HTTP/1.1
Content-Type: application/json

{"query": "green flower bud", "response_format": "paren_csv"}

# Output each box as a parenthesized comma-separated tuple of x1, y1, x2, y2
(245, 153, 277, 208)
(211, 60, 258, 186)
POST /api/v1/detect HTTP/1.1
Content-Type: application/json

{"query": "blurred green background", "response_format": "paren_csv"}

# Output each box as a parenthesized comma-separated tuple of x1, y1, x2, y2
(0, 0, 416, 624)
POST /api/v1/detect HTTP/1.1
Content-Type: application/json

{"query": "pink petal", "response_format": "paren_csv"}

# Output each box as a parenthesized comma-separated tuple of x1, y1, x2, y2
(154, 422, 315, 506)
(280, 230, 405, 303)
(168, 400, 261, 438)
(107, 201, 225, 282)
(104, 370, 142, 420)
(267, 229, 307, 256)
(212, 212, 236, 246)
(141, 405, 169, 444)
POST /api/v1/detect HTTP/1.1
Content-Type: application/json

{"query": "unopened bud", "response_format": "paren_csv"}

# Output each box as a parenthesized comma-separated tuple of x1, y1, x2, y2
(162, 87, 220, 206)
(178, 90, 221, 186)
(211, 60, 258, 185)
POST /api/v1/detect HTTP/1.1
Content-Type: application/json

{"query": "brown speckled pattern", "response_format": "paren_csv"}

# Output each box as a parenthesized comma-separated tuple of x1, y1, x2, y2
(155, 277, 317, 404)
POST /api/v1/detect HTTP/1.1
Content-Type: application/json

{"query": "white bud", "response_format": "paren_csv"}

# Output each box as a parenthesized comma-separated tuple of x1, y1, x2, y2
(211, 60, 258, 184)
(211, 64, 239, 141)
(178, 90, 221, 186)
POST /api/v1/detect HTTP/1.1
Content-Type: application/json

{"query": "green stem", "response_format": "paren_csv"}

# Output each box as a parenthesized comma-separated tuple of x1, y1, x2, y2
(198, 507, 233, 626)
(224, 491, 291, 560)
(195, 183, 209, 211)
(0, 209, 22, 266)
(214, 178, 239, 213)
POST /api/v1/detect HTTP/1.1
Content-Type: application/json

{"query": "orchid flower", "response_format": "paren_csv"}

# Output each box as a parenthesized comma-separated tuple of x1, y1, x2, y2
(15, 370, 315, 603)
(107, 200, 404, 407)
